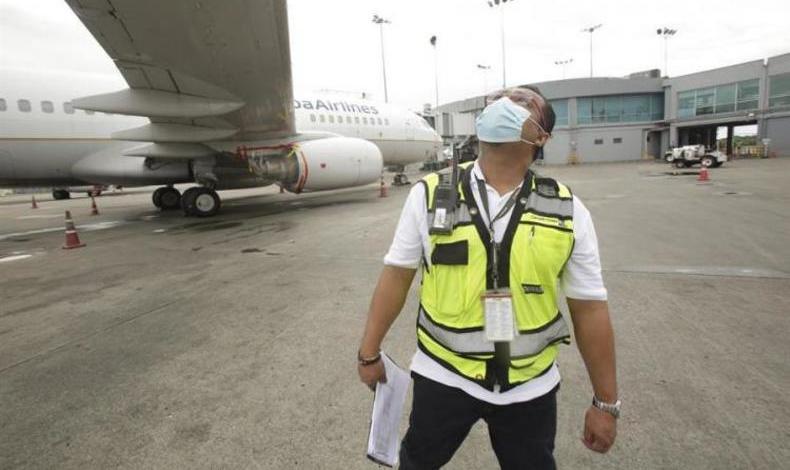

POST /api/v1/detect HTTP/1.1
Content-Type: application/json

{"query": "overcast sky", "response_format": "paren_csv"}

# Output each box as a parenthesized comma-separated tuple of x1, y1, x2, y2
(2, 0, 790, 111)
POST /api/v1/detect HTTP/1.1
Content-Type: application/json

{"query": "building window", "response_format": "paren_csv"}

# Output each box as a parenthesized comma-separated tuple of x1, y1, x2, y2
(41, 101, 54, 113)
(18, 99, 31, 112)
(319, 114, 325, 123)
(578, 93, 663, 125)
(594, 138, 603, 145)
(695, 87, 715, 115)
(714, 83, 736, 113)
(676, 79, 760, 119)
(549, 99, 568, 127)
(310, 114, 316, 122)
(0, 98, 6, 111)
(63, 102, 75, 114)
(769, 73, 790, 109)
(736, 79, 759, 111)
(613, 137, 622, 144)
(677, 91, 695, 118)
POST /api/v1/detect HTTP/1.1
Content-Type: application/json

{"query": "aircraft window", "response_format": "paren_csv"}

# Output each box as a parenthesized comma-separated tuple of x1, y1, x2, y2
(328, 115, 335, 123)
(0, 98, 6, 111)
(319, 114, 325, 123)
(63, 102, 75, 114)
(363, 117, 368, 124)
(355, 116, 360, 124)
(18, 99, 31, 112)
(385, 118, 390, 126)
(377, 118, 382, 125)
(41, 101, 54, 113)
(310, 114, 316, 122)
(346, 116, 352, 123)
(84, 109, 95, 115)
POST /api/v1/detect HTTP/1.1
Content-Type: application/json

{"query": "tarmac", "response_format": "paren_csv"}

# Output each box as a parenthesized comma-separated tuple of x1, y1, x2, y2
(1, 158, 789, 469)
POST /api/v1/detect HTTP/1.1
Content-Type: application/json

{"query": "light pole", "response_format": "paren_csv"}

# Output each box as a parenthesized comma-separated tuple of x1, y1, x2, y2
(554, 58, 573, 79)
(581, 24, 602, 77)
(430, 35, 439, 111)
(656, 27, 677, 77)
(372, 14, 391, 103)
(487, 0, 514, 89)
(477, 64, 491, 95)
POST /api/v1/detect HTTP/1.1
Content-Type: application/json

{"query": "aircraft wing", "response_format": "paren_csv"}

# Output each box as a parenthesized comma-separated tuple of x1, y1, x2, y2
(66, 0, 295, 157)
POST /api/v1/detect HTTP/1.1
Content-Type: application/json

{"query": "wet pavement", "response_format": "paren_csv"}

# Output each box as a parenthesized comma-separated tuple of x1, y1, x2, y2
(1, 159, 789, 469)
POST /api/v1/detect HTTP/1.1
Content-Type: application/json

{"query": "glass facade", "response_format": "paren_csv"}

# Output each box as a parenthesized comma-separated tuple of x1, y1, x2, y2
(769, 73, 790, 109)
(676, 79, 759, 118)
(549, 99, 568, 128)
(577, 93, 663, 125)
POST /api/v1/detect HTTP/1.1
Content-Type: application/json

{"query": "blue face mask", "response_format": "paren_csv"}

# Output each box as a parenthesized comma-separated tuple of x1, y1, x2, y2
(475, 96, 546, 145)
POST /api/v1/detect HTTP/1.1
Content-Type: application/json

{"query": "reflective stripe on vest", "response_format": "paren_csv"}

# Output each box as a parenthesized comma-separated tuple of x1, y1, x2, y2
(418, 306, 570, 357)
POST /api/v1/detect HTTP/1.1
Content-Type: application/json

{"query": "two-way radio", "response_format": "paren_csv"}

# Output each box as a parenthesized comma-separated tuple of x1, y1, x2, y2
(429, 144, 460, 235)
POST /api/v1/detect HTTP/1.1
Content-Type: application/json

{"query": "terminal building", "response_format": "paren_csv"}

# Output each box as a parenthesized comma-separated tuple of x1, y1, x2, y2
(435, 52, 790, 164)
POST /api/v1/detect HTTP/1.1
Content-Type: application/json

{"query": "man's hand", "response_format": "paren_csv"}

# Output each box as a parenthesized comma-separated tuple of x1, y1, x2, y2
(582, 405, 617, 453)
(358, 360, 387, 391)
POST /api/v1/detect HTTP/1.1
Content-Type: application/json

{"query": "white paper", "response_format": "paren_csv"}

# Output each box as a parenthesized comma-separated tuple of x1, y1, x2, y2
(484, 296, 515, 342)
(366, 354, 410, 467)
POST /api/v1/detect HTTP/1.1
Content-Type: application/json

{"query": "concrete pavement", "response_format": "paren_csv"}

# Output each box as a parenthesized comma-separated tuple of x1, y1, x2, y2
(1, 158, 789, 469)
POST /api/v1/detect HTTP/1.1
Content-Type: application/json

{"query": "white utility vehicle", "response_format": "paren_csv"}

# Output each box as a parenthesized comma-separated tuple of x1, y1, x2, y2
(664, 145, 727, 168)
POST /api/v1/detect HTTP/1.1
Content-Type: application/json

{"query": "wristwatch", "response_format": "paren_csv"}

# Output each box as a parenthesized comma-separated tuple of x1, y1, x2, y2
(592, 396, 621, 419)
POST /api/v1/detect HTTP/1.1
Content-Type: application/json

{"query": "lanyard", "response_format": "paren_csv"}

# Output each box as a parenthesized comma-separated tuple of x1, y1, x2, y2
(475, 177, 520, 290)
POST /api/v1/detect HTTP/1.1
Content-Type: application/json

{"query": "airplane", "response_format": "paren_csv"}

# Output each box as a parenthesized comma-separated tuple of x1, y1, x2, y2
(0, 0, 442, 217)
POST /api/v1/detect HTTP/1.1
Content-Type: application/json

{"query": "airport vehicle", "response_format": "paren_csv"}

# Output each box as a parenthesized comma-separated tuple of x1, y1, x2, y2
(664, 145, 727, 168)
(0, 0, 441, 217)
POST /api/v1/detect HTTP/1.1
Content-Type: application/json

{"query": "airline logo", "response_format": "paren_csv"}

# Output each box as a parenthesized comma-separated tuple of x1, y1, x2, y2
(294, 99, 379, 115)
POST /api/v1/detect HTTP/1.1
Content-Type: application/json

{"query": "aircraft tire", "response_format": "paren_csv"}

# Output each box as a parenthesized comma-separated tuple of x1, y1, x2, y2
(182, 187, 220, 217)
(159, 187, 181, 210)
(52, 189, 70, 200)
(152, 187, 166, 208)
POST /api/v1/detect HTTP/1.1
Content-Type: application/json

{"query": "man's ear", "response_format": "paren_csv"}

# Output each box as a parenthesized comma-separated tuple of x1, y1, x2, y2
(535, 133, 549, 147)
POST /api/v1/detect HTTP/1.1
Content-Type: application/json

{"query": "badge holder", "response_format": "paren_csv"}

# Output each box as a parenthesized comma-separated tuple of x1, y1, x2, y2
(482, 289, 517, 342)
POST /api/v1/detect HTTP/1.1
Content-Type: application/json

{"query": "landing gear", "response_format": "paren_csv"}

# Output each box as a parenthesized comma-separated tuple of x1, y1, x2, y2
(52, 189, 70, 200)
(181, 187, 221, 217)
(152, 187, 182, 210)
(393, 173, 411, 186)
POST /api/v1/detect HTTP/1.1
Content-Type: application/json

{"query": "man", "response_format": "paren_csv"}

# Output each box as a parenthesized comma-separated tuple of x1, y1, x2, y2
(357, 86, 618, 469)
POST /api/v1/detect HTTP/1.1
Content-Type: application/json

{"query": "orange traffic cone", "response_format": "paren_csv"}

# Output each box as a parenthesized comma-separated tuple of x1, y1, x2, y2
(379, 177, 387, 198)
(697, 166, 710, 182)
(31, 195, 38, 209)
(62, 210, 86, 249)
(90, 196, 99, 216)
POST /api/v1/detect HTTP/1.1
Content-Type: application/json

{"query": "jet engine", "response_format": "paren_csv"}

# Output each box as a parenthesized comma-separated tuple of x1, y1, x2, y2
(247, 137, 383, 192)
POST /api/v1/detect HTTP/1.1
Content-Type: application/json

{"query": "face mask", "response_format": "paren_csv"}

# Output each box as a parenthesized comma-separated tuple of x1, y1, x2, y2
(476, 96, 547, 144)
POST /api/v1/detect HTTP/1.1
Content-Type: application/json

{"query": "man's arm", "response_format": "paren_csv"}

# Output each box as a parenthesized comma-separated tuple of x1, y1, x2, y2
(567, 297, 617, 454)
(357, 265, 417, 388)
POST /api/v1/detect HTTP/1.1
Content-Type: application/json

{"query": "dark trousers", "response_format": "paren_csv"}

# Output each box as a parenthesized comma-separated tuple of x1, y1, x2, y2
(399, 374, 558, 470)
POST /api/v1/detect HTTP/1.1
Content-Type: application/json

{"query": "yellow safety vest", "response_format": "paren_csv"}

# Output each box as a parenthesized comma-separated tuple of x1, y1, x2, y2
(417, 163, 575, 391)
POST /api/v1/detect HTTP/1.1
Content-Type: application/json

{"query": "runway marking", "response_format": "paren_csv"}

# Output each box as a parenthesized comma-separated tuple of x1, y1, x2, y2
(16, 215, 63, 220)
(0, 254, 33, 263)
(0, 220, 124, 241)
(606, 265, 790, 279)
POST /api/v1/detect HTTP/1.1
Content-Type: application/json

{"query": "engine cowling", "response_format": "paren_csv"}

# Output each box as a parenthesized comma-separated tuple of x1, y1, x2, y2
(289, 137, 383, 192)
(248, 137, 383, 193)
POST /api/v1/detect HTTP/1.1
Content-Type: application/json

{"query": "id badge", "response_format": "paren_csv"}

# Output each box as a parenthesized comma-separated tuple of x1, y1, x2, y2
(482, 290, 515, 342)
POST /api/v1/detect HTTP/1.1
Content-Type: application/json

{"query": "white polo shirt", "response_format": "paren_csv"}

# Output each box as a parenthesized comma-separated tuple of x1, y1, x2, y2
(384, 162, 607, 405)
